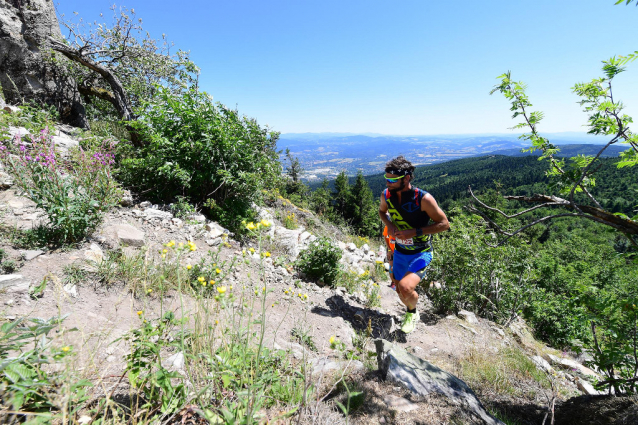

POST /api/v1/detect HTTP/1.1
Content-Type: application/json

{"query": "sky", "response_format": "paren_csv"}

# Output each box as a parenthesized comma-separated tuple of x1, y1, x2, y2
(54, 0, 638, 135)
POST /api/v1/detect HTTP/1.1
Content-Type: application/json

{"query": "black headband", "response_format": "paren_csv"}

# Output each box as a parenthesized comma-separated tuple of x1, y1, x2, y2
(385, 168, 411, 176)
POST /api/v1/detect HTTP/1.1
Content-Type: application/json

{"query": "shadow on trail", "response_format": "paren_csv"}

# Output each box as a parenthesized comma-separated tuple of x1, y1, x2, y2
(311, 294, 411, 343)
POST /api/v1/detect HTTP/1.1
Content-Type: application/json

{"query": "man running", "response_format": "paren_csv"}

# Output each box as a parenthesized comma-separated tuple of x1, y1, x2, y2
(378, 156, 449, 334)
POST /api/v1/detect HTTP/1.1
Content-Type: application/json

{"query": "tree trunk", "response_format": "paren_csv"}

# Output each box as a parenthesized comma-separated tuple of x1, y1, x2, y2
(0, 0, 88, 128)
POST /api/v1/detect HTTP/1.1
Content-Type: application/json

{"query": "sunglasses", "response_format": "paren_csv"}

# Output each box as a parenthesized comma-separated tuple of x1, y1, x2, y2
(385, 174, 406, 183)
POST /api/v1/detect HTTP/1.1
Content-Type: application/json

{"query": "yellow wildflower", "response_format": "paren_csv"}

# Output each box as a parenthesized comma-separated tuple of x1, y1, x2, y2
(329, 336, 335, 345)
(217, 286, 227, 294)
(260, 219, 271, 227)
(62, 346, 70, 352)
(186, 264, 192, 270)
(210, 280, 215, 285)
(179, 242, 184, 248)
(265, 252, 271, 257)
(162, 249, 167, 254)
(246, 222, 256, 230)
(216, 268, 221, 274)
(137, 310, 143, 316)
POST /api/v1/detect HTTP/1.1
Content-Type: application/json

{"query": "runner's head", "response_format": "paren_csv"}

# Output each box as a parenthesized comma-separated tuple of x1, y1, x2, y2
(385, 156, 414, 193)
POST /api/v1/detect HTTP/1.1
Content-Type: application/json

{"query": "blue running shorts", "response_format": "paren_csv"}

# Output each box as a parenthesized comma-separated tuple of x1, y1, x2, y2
(392, 250, 433, 281)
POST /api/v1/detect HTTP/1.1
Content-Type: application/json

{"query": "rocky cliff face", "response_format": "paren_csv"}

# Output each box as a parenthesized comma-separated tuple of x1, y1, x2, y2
(0, 0, 87, 127)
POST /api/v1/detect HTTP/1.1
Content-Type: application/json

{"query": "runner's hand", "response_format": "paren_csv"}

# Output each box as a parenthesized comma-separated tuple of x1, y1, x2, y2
(395, 228, 416, 239)
(386, 223, 398, 237)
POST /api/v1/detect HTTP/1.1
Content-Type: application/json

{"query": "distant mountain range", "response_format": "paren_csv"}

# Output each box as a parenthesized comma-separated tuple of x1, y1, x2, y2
(277, 132, 618, 181)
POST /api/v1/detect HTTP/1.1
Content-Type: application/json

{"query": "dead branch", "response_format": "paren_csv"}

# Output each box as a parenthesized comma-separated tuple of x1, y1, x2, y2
(48, 37, 133, 122)
(468, 188, 638, 248)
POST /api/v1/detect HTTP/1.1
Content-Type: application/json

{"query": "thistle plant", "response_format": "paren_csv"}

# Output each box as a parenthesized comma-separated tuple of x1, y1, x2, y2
(0, 127, 121, 244)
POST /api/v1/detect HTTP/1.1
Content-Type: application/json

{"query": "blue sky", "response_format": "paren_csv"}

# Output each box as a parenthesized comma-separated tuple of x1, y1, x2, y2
(55, 0, 638, 135)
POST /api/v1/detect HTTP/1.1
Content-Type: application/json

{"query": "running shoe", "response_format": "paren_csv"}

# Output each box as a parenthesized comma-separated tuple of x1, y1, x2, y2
(400, 310, 419, 334)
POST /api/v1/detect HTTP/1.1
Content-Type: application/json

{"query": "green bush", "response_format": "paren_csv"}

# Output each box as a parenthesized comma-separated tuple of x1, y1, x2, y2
(119, 87, 281, 234)
(295, 237, 342, 286)
(426, 211, 537, 325)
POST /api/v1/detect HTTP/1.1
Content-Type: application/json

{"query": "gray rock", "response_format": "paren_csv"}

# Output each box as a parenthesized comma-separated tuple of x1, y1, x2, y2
(382, 394, 419, 412)
(458, 323, 478, 335)
(188, 214, 206, 223)
(544, 354, 600, 378)
(0, 171, 13, 189)
(375, 339, 504, 425)
(576, 378, 603, 395)
(51, 135, 79, 152)
(274, 227, 303, 258)
(7, 199, 24, 209)
(206, 238, 222, 246)
(164, 352, 185, 371)
(346, 242, 357, 252)
(0, 275, 30, 293)
(84, 243, 104, 263)
(311, 357, 364, 375)
(139, 201, 152, 209)
(0, 1, 88, 128)
(63, 283, 78, 298)
(208, 227, 224, 239)
(491, 326, 505, 337)
(144, 209, 173, 220)
(21, 249, 44, 261)
(458, 310, 479, 324)
(531, 356, 553, 373)
(21, 212, 42, 221)
(107, 223, 145, 247)
(120, 191, 134, 207)
(361, 243, 370, 253)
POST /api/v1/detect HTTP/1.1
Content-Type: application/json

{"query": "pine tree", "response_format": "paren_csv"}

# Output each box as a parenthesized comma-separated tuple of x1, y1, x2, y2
(333, 170, 353, 223)
(351, 171, 381, 237)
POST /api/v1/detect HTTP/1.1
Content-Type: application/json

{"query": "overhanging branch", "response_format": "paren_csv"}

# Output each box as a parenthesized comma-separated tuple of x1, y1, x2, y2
(468, 187, 638, 248)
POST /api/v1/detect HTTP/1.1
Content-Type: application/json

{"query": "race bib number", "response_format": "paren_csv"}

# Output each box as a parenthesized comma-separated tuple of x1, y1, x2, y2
(396, 237, 414, 246)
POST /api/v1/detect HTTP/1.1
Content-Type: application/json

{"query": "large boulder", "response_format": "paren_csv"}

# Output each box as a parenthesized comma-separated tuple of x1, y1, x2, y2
(375, 339, 505, 425)
(0, 1, 87, 128)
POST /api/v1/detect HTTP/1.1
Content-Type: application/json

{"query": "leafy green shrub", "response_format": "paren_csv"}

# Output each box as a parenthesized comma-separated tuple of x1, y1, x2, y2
(169, 195, 197, 219)
(426, 212, 537, 325)
(0, 248, 17, 273)
(295, 237, 342, 286)
(0, 127, 121, 244)
(119, 87, 281, 234)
